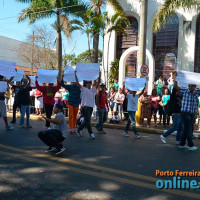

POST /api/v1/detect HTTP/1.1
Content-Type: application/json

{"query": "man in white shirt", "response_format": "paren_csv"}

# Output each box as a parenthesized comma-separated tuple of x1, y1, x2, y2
(75, 71, 101, 139)
(124, 88, 145, 138)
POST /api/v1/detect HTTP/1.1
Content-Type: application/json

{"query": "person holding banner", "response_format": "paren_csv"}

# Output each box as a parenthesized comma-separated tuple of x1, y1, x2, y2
(0, 75, 14, 130)
(61, 78, 81, 134)
(124, 88, 145, 138)
(75, 71, 101, 139)
(35, 77, 61, 129)
(18, 76, 33, 128)
(10, 81, 21, 123)
(178, 84, 200, 151)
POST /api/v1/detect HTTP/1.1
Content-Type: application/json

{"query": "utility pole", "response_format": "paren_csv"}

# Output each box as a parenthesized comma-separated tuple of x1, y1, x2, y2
(31, 31, 34, 76)
(138, 0, 148, 75)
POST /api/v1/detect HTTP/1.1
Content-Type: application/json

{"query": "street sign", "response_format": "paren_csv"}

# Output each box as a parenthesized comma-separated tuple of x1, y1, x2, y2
(140, 64, 149, 76)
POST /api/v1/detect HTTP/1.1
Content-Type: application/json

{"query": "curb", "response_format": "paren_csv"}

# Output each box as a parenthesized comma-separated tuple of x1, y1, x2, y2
(7, 113, 200, 138)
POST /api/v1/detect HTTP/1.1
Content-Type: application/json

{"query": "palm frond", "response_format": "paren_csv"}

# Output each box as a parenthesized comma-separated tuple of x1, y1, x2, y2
(60, 14, 71, 39)
(153, 0, 199, 32)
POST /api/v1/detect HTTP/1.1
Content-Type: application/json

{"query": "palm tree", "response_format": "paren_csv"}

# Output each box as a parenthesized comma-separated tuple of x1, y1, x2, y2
(69, 9, 94, 61)
(106, 12, 130, 87)
(153, 0, 199, 32)
(16, 0, 87, 79)
(90, 0, 124, 63)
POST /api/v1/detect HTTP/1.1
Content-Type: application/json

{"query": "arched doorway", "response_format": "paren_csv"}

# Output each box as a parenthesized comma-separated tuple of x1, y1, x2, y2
(116, 16, 138, 77)
(119, 46, 155, 95)
(153, 14, 179, 82)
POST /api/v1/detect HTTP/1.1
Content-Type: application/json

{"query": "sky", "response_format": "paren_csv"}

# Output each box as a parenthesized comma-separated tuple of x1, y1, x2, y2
(0, 0, 103, 56)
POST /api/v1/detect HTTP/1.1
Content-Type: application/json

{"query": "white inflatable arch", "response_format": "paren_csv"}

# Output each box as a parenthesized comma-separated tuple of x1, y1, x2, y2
(119, 46, 155, 94)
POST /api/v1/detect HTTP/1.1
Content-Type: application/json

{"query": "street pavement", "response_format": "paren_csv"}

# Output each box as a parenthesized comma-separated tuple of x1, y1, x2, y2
(0, 117, 200, 200)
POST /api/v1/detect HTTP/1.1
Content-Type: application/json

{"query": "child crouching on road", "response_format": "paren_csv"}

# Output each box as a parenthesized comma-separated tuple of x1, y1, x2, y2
(38, 104, 67, 155)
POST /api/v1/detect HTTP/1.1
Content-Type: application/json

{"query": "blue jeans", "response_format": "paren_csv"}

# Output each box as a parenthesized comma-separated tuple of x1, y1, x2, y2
(168, 84, 174, 94)
(96, 108, 108, 131)
(19, 105, 30, 126)
(125, 111, 137, 135)
(180, 112, 194, 147)
(162, 114, 183, 141)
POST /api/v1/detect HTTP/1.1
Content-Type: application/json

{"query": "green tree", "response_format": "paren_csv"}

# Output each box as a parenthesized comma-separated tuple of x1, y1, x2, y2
(106, 12, 130, 86)
(153, 0, 199, 32)
(17, 0, 87, 79)
(109, 59, 128, 87)
(90, 0, 124, 63)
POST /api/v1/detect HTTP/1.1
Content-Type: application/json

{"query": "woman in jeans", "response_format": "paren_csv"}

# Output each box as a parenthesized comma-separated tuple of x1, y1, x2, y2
(160, 87, 183, 144)
(109, 87, 116, 117)
(114, 87, 125, 120)
(160, 88, 170, 126)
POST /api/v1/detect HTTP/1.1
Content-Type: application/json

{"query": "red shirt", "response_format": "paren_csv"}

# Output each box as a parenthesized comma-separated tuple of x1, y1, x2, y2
(35, 80, 61, 105)
(99, 91, 107, 109)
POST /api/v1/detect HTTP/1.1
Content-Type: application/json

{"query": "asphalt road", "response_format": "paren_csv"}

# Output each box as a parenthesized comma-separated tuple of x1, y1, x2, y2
(0, 118, 200, 200)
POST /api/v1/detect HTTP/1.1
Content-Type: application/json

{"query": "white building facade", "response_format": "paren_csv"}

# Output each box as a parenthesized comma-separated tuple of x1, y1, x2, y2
(103, 0, 200, 89)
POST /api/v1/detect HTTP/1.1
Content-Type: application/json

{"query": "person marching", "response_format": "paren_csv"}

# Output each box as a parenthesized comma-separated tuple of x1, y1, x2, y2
(61, 77, 81, 134)
(124, 87, 145, 138)
(179, 84, 200, 151)
(18, 75, 33, 128)
(75, 70, 101, 139)
(10, 81, 21, 123)
(95, 83, 109, 134)
(35, 76, 61, 129)
(38, 104, 67, 155)
(0, 75, 14, 130)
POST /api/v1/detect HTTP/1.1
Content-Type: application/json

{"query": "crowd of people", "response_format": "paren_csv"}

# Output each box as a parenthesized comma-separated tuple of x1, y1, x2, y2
(0, 70, 200, 154)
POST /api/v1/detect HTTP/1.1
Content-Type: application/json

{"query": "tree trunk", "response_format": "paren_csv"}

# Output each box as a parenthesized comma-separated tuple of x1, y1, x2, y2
(102, 32, 106, 86)
(106, 32, 112, 88)
(138, 0, 148, 75)
(56, 11, 62, 80)
(87, 33, 92, 62)
(93, 33, 99, 63)
(93, 5, 101, 63)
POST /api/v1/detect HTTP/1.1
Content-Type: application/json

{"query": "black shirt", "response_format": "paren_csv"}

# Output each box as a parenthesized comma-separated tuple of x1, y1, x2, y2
(12, 85, 21, 103)
(0, 93, 5, 101)
(18, 86, 32, 105)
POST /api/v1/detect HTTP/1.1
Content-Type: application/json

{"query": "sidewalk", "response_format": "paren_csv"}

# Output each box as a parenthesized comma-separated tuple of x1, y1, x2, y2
(7, 112, 200, 138)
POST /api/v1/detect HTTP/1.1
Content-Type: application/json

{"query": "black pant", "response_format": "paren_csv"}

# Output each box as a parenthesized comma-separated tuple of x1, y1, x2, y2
(38, 129, 65, 149)
(163, 111, 170, 126)
(44, 105, 54, 127)
(12, 102, 21, 122)
(180, 112, 194, 147)
(78, 106, 93, 135)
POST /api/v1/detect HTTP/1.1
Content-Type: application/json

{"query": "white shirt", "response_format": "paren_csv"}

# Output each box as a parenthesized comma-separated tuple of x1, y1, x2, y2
(127, 93, 140, 111)
(81, 86, 97, 107)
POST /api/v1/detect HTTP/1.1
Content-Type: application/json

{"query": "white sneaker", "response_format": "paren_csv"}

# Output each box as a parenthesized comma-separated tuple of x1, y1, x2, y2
(188, 146, 198, 151)
(90, 133, 95, 140)
(160, 135, 167, 144)
(124, 132, 129, 137)
(179, 145, 189, 149)
(135, 134, 140, 139)
(6, 126, 13, 130)
(77, 129, 83, 137)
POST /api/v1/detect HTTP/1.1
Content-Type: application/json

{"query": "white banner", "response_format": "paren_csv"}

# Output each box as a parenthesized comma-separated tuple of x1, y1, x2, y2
(0, 60, 16, 78)
(76, 62, 100, 81)
(37, 69, 58, 83)
(63, 66, 76, 82)
(13, 69, 24, 82)
(0, 81, 8, 92)
(125, 77, 146, 91)
(176, 70, 200, 88)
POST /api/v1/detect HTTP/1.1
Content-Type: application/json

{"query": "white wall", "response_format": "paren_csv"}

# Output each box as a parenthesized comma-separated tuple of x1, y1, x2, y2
(103, 0, 200, 80)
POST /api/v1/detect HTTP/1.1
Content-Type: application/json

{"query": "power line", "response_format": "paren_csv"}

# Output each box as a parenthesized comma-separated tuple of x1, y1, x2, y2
(0, 4, 87, 21)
